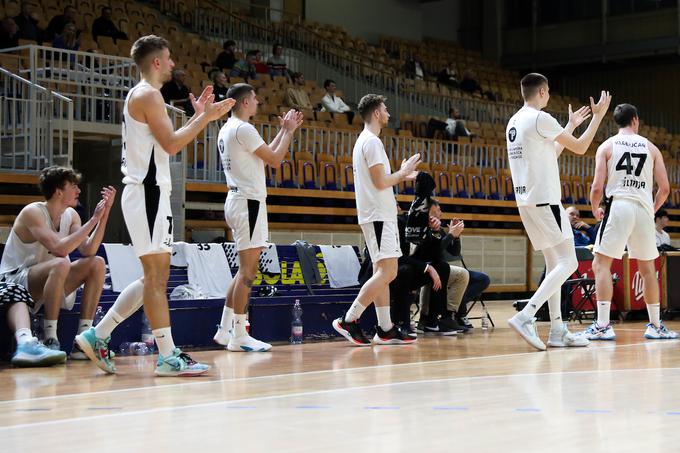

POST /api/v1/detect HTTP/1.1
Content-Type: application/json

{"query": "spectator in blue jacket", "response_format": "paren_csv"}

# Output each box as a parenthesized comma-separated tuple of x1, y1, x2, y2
(566, 206, 597, 246)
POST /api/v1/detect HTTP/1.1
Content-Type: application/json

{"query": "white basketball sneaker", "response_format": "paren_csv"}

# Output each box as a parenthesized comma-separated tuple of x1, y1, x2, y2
(508, 313, 546, 351)
(213, 324, 233, 347)
(547, 324, 590, 347)
(644, 321, 679, 340)
(227, 334, 272, 352)
(583, 321, 616, 340)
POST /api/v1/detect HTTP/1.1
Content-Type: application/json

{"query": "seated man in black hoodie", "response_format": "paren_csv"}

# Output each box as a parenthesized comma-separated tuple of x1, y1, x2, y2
(389, 212, 454, 337)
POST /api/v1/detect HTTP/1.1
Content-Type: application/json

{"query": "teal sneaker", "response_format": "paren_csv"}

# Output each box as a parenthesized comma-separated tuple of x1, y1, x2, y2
(154, 348, 210, 377)
(11, 339, 67, 367)
(74, 327, 116, 374)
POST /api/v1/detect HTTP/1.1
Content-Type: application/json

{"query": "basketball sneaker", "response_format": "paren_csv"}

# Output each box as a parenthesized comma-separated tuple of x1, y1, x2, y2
(373, 324, 417, 344)
(332, 317, 371, 346)
(439, 315, 467, 333)
(227, 334, 272, 352)
(74, 327, 116, 374)
(508, 313, 546, 351)
(547, 324, 590, 347)
(213, 324, 233, 347)
(43, 337, 61, 351)
(583, 321, 616, 340)
(11, 339, 67, 367)
(154, 348, 210, 376)
(69, 341, 88, 360)
(644, 321, 679, 340)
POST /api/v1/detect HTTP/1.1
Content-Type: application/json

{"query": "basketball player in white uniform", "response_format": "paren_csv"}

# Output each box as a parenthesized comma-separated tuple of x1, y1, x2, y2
(584, 103, 677, 340)
(213, 83, 303, 352)
(506, 73, 611, 351)
(76, 35, 235, 376)
(332, 94, 420, 346)
(0, 166, 114, 364)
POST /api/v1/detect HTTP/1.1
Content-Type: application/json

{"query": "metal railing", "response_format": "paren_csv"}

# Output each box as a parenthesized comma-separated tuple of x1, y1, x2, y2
(0, 45, 138, 126)
(0, 66, 73, 172)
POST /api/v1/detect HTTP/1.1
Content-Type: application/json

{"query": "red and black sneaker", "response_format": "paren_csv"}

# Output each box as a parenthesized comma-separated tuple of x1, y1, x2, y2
(373, 324, 417, 345)
(332, 317, 371, 346)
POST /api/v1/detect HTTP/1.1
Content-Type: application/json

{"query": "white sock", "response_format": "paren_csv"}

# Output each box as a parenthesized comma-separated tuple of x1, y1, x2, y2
(234, 314, 248, 337)
(548, 292, 564, 332)
(597, 301, 611, 327)
(153, 327, 176, 357)
(344, 299, 366, 323)
(77, 319, 93, 334)
(375, 306, 393, 331)
(43, 319, 58, 340)
(647, 303, 661, 328)
(15, 328, 33, 345)
(219, 306, 234, 332)
(95, 309, 124, 339)
(95, 279, 145, 338)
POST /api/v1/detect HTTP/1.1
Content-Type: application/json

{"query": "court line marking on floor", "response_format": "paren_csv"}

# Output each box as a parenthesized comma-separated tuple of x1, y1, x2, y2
(1, 339, 668, 405)
(2, 365, 680, 431)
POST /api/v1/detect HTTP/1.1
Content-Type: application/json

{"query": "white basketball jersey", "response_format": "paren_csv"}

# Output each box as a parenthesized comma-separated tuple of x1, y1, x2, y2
(121, 81, 172, 192)
(506, 106, 565, 206)
(605, 133, 654, 215)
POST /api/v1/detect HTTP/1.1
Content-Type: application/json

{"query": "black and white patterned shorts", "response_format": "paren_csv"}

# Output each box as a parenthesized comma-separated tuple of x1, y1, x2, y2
(0, 282, 35, 311)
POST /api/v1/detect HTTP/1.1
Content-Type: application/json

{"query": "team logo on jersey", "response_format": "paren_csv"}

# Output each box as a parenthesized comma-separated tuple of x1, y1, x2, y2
(218, 139, 225, 155)
(508, 127, 517, 143)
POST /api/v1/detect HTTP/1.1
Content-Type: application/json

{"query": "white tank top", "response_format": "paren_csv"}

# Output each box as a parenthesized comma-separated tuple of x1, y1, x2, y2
(606, 133, 654, 216)
(0, 203, 75, 275)
(121, 81, 172, 192)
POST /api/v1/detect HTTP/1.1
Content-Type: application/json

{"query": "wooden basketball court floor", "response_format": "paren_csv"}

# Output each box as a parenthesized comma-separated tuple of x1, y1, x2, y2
(1, 302, 679, 452)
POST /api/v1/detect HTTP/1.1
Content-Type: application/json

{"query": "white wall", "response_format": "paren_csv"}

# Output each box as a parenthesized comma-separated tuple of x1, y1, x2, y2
(305, 0, 424, 43)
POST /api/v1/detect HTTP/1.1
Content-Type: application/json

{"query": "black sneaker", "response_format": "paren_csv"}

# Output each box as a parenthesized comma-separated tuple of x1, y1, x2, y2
(332, 317, 371, 346)
(440, 315, 468, 333)
(456, 314, 474, 329)
(437, 320, 459, 336)
(415, 320, 427, 334)
(399, 322, 418, 339)
(373, 324, 416, 344)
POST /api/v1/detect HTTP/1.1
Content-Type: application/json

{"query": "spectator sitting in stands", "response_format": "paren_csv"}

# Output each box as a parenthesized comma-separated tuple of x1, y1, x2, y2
(212, 71, 229, 102)
(284, 72, 313, 111)
(52, 22, 79, 53)
(267, 43, 288, 77)
(13, 1, 43, 43)
(437, 62, 459, 88)
(427, 107, 472, 140)
(404, 54, 425, 80)
(161, 69, 194, 115)
(460, 70, 497, 101)
(215, 40, 236, 71)
(655, 209, 675, 249)
(320, 79, 354, 124)
(230, 49, 258, 80)
(46, 5, 78, 41)
(92, 6, 128, 43)
(0, 17, 19, 49)
(566, 206, 597, 246)
(253, 49, 269, 74)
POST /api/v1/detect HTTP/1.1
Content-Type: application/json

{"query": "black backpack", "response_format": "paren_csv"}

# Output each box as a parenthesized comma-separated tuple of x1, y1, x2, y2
(405, 172, 436, 245)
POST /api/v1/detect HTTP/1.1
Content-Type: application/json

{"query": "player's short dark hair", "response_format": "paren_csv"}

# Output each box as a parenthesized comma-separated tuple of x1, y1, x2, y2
(357, 94, 386, 122)
(613, 103, 638, 128)
(655, 209, 669, 220)
(130, 35, 169, 66)
(223, 39, 235, 50)
(323, 79, 335, 89)
(290, 71, 303, 81)
(227, 83, 255, 109)
(39, 166, 81, 199)
(520, 73, 549, 101)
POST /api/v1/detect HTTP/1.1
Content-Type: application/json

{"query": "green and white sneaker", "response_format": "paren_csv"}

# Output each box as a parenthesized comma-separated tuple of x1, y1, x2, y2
(74, 327, 116, 374)
(11, 339, 67, 367)
(154, 348, 210, 377)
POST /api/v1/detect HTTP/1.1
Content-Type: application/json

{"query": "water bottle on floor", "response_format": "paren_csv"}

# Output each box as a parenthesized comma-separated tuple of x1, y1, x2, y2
(290, 299, 303, 344)
(119, 342, 149, 355)
(481, 307, 489, 330)
(141, 314, 154, 351)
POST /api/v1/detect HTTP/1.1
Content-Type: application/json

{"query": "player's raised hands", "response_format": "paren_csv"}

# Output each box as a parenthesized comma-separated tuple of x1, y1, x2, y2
(590, 90, 612, 116)
(100, 186, 116, 211)
(568, 104, 591, 128)
(205, 96, 236, 121)
(280, 109, 304, 132)
(400, 153, 421, 181)
(190, 85, 214, 116)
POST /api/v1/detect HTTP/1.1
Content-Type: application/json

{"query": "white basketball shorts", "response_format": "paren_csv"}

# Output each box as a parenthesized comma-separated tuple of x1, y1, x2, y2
(594, 198, 659, 261)
(122, 184, 173, 258)
(224, 193, 269, 252)
(518, 203, 573, 251)
(360, 220, 402, 263)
